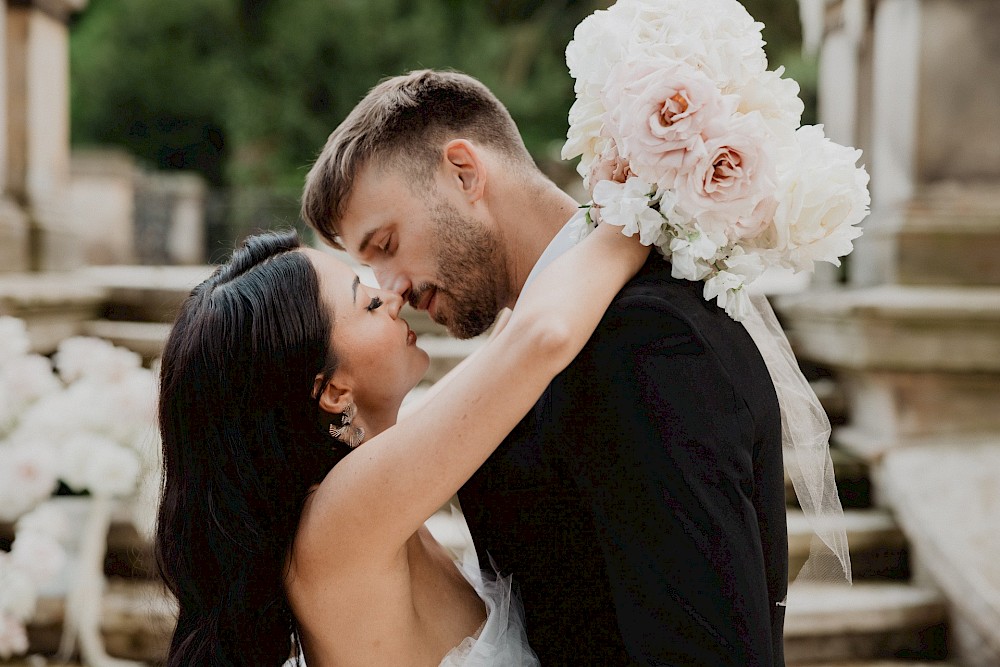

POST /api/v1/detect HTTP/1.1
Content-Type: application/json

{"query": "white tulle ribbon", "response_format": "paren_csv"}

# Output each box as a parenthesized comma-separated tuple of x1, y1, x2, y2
(742, 293, 852, 586)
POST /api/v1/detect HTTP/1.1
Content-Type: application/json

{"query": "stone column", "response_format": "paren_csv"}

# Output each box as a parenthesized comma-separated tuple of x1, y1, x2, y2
(0, 1, 31, 273)
(5, 0, 88, 271)
(786, 1, 1000, 661)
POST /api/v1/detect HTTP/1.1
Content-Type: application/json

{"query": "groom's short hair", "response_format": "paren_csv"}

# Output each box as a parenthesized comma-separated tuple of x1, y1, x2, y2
(302, 70, 534, 249)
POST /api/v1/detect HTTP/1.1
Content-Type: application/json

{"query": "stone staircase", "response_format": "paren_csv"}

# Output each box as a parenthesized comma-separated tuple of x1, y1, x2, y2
(782, 447, 952, 665)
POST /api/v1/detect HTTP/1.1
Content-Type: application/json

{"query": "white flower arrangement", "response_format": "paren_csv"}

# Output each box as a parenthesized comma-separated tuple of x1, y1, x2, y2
(0, 315, 161, 658)
(563, 0, 870, 320)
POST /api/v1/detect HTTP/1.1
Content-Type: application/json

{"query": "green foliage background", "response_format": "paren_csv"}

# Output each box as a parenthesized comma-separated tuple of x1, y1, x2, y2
(69, 0, 814, 240)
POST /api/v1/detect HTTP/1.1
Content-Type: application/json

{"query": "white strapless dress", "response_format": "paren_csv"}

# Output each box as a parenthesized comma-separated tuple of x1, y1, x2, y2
(283, 557, 539, 666)
(437, 557, 539, 666)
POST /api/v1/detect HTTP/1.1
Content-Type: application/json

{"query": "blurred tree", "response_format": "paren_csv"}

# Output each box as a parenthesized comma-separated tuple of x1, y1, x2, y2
(70, 0, 813, 224)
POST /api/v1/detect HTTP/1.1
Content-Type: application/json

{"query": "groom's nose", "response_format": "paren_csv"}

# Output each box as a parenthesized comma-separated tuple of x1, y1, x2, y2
(375, 269, 411, 301)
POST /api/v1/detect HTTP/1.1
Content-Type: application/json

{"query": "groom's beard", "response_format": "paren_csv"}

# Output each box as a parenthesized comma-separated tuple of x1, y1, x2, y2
(411, 201, 509, 340)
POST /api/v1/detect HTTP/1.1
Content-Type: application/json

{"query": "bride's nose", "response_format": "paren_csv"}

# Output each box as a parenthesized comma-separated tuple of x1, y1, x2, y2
(383, 290, 404, 318)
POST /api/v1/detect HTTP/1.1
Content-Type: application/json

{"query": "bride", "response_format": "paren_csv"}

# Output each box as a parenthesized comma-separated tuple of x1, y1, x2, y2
(154, 223, 647, 665)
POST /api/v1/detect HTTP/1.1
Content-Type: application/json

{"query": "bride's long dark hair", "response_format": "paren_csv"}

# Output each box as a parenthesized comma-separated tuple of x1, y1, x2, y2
(155, 230, 351, 665)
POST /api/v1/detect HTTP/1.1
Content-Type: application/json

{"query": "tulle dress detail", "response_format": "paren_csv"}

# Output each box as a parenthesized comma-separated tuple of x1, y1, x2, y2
(438, 556, 539, 666)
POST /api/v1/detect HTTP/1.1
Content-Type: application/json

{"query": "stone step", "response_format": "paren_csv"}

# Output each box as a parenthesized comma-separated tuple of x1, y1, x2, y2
(78, 264, 213, 323)
(788, 509, 908, 581)
(893, 184, 1000, 287)
(784, 582, 948, 664)
(26, 578, 175, 663)
(82, 319, 173, 362)
(787, 446, 872, 509)
(0, 272, 107, 354)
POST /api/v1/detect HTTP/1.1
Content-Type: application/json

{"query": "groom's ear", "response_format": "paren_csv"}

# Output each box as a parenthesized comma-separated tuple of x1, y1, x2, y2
(313, 374, 354, 416)
(442, 139, 486, 205)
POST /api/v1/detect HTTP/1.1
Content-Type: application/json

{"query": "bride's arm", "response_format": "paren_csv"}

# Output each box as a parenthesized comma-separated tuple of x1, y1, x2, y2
(299, 224, 647, 562)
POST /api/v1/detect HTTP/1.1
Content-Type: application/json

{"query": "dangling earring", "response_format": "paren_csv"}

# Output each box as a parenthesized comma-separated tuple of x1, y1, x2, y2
(329, 402, 365, 448)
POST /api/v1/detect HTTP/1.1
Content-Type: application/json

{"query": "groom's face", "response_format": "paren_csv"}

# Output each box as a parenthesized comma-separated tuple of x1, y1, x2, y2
(336, 165, 509, 339)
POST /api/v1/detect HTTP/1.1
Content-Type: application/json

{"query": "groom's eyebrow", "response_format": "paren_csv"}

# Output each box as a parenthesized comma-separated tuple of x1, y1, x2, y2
(357, 228, 378, 255)
(352, 276, 360, 303)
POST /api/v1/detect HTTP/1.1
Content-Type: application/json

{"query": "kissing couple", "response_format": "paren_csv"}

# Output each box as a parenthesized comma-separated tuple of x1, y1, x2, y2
(156, 68, 803, 666)
(154, 0, 874, 658)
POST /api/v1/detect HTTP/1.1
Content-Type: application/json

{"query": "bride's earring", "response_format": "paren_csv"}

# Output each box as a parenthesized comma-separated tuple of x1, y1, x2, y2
(329, 402, 365, 448)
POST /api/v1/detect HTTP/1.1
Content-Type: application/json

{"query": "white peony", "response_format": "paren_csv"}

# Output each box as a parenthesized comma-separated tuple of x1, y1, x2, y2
(737, 68, 805, 137)
(771, 125, 869, 271)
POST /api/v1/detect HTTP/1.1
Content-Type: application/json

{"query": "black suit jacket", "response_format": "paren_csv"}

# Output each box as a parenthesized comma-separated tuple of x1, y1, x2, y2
(459, 257, 787, 666)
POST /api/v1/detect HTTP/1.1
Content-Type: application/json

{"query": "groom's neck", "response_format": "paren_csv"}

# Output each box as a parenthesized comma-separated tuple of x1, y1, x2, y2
(494, 178, 580, 308)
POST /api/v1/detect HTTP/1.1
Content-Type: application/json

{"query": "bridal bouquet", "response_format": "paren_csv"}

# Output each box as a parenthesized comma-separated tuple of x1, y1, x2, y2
(562, 0, 870, 320)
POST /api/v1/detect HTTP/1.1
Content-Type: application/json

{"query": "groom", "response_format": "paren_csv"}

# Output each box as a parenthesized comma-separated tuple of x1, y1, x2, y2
(302, 70, 788, 665)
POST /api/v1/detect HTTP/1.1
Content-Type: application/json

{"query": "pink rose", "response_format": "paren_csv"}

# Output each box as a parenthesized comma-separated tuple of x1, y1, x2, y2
(673, 111, 777, 237)
(604, 58, 738, 187)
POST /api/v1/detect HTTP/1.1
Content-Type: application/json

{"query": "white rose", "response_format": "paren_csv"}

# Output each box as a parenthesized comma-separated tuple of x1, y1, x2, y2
(771, 125, 869, 271)
(0, 612, 28, 659)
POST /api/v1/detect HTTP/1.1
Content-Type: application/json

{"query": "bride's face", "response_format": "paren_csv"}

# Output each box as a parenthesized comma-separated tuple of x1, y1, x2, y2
(304, 249, 429, 420)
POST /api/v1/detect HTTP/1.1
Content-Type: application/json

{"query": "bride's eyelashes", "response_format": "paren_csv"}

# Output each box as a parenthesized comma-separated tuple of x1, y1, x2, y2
(367, 296, 384, 312)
